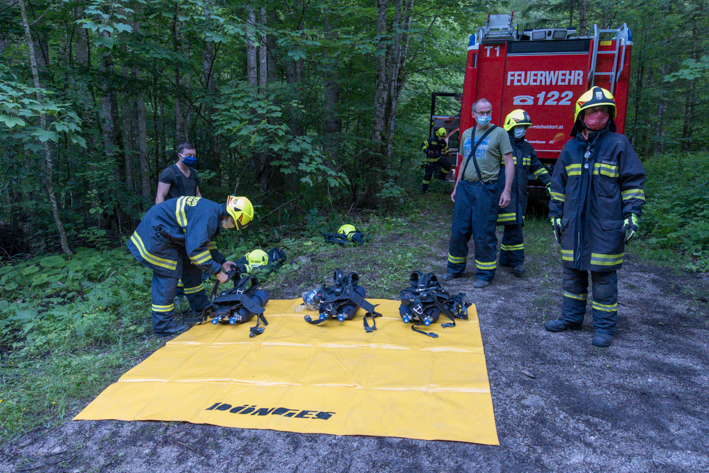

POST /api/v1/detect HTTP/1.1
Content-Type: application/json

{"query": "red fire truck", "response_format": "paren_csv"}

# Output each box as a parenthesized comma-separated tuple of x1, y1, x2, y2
(430, 13, 633, 192)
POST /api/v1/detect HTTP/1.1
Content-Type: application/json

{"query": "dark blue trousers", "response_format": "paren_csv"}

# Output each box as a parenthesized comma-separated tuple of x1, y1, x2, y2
(151, 253, 211, 334)
(447, 180, 499, 281)
(561, 267, 618, 335)
(499, 224, 524, 267)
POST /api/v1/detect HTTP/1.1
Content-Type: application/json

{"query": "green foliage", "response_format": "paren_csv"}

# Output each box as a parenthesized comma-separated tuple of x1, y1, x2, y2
(0, 245, 163, 437)
(0, 247, 151, 352)
(665, 55, 709, 82)
(0, 66, 87, 149)
(642, 153, 709, 271)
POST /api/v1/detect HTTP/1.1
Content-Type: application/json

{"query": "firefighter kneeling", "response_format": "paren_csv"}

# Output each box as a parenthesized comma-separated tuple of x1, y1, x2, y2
(545, 87, 645, 348)
(127, 195, 254, 336)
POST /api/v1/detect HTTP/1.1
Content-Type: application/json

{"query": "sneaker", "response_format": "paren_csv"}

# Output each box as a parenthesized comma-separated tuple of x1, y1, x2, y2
(592, 333, 613, 347)
(440, 272, 461, 282)
(544, 319, 582, 332)
(473, 278, 491, 288)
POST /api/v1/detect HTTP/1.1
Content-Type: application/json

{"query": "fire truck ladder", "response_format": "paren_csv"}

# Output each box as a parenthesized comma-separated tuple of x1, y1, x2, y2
(588, 23, 631, 94)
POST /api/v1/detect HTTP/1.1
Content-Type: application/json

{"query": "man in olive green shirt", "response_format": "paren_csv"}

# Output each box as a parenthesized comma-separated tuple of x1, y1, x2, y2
(442, 98, 514, 288)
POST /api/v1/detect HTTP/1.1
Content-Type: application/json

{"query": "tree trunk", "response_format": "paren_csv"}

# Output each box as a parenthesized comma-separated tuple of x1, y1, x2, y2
(173, 4, 187, 142)
(122, 95, 135, 191)
(323, 7, 341, 164)
(578, 0, 587, 36)
(137, 96, 151, 200)
(246, 7, 258, 86)
(259, 8, 268, 93)
(385, 0, 415, 160)
(371, 0, 388, 149)
(681, 80, 696, 152)
(267, 11, 277, 84)
(18, 0, 72, 255)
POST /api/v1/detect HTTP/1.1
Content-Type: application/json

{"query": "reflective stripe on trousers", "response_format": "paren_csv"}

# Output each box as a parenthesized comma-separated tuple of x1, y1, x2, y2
(151, 253, 212, 333)
(447, 180, 499, 280)
(499, 223, 524, 267)
(561, 267, 618, 335)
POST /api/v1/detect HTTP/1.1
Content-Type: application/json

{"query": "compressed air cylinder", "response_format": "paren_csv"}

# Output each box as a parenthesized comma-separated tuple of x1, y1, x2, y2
(234, 289, 270, 323)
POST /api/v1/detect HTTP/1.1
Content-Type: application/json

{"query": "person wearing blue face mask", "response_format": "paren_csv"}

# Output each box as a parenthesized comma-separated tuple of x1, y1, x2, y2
(496, 109, 551, 277)
(155, 142, 202, 204)
(442, 98, 515, 288)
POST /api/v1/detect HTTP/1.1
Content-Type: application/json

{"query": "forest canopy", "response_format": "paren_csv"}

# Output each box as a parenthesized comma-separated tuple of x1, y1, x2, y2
(0, 0, 707, 255)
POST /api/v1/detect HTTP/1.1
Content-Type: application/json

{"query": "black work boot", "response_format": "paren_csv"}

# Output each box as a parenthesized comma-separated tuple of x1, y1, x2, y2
(544, 319, 582, 332)
(183, 310, 206, 326)
(473, 278, 491, 288)
(511, 265, 525, 277)
(440, 272, 461, 282)
(592, 332, 613, 347)
(155, 323, 188, 337)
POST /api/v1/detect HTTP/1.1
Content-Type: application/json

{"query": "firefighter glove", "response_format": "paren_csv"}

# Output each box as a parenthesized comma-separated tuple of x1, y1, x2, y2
(545, 182, 551, 198)
(622, 213, 639, 244)
(551, 217, 562, 244)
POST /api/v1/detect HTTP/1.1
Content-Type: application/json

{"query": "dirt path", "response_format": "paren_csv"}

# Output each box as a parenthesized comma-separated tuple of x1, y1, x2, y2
(2, 202, 708, 473)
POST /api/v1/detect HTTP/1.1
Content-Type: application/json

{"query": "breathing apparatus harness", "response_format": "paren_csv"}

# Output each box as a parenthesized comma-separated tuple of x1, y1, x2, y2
(399, 271, 471, 338)
(303, 269, 381, 332)
(201, 270, 269, 338)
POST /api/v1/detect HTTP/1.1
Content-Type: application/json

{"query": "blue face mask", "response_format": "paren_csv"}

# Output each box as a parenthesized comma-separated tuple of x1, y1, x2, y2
(180, 154, 197, 166)
(514, 127, 526, 139)
(476, 115, 492, 127)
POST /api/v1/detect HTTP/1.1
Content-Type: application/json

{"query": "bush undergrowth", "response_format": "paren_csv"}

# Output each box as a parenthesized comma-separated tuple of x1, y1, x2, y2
(641, 152, 709, 271)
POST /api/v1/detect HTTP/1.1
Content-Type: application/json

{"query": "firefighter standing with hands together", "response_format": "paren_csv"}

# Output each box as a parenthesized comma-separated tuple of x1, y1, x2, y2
(545, 87, 645, 347)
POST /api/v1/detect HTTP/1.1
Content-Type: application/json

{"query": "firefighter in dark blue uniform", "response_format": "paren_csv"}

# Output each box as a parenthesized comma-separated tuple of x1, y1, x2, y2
(127, 196, 254, 336)
(421, 127, 451, 193)
(497, 110, 551, 276)
(545, 87, 645, 347)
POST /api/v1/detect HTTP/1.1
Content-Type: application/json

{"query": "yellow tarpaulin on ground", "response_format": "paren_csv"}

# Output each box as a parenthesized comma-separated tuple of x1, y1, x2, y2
(75, 299, 498, 444)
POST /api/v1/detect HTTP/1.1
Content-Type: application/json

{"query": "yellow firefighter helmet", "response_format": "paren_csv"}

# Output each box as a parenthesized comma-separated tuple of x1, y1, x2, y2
(338, 224, 357, 241)
(503, 109, 533, 132)
(574, 87, 617, 122)
(246, 249, 268, 267)
(225, 196, 254, 230)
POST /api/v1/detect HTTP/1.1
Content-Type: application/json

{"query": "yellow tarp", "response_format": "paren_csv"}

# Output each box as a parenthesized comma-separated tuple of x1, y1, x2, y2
(75, 299, 498, 444)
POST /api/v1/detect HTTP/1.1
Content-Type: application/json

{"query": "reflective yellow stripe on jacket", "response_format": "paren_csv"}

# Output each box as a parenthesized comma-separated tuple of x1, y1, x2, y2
(593, 163, 619, 178)
(591, 253, 624, 266)
(566, 163, 582, 176)
(561, 249, 574, 262)
(190, 250, 212, 265)
(621, 189, 645, 202)
(130, 233, 177, 271)
(175, 197, 189, 229)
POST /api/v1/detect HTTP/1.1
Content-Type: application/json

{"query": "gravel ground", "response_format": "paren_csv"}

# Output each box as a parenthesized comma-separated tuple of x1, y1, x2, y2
(2, 209, 708, 473)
